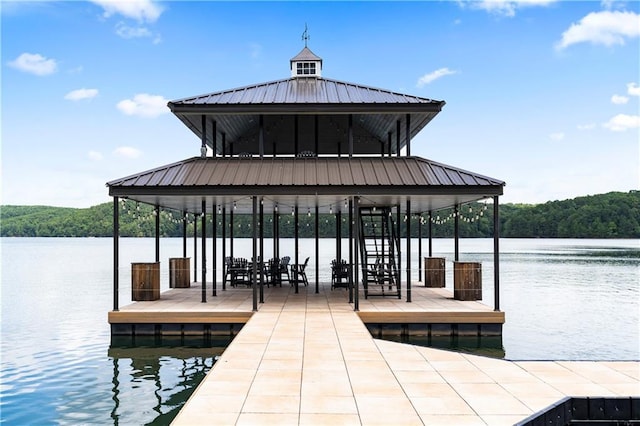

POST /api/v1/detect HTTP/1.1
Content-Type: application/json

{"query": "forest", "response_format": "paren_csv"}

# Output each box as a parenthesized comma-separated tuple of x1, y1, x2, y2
(1, 191, 638, 239)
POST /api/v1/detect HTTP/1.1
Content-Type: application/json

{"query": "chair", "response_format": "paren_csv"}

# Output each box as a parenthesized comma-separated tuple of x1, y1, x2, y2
(291, 257, 309, 286)
(278, 256, 291, 284)
(331, 259, 350, 290)
(264, 258, 280, 286)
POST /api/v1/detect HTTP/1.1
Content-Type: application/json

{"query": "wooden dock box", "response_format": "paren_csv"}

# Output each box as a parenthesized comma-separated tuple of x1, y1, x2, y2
(424, 257, 445, 288)
(453, 261, 482, 301)
(131, 262, 160, 301)
(169, 257, 190, 288)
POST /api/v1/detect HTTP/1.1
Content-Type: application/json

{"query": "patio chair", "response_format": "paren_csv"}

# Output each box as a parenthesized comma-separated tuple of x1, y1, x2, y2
(278, 256, 291, 284)
(331, 259, 350, 290)
(291, 257, 309, 286)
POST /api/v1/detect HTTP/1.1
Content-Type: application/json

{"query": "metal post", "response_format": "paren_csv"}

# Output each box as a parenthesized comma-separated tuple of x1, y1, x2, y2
(314, 116, 319, 155)
(212, 204, 217, 297)
(259, 115, 264, 158)
(454, 205, 460, 262)
(336, 211, 342, 263)
(193, 214, 198, 282)
(182, 211, 187, 258)
(212, 120, 216, 158)
(405, 113, 411, 156)
(353, 196, 360, 311)
(428, 210, 433, 257)
(201, 201, 206, 303)
(348, 114, 353, 157)
(222, 207, 226, 290)
(418, 213, 422, 282)
(396, 120, 401, 157)
(294, 115, 299, 156)
(406, 200, 411, 302)
(348, 199, 353, 303)
(494, 196, 500, 311)
(260, 198, 264, 303)
(294, 205, 299, 294)
(113, 197, 119, 311)
(252, 196, 258, 311)
(315, 204, 319, 294)
(230, 209, 234, 259)
(155, 205, 160, 263)
(396, 205, 402, 291)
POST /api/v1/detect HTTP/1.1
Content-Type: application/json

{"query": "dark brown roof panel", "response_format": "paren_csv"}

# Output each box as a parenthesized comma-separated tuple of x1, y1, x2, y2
(107, 156, 504, 192)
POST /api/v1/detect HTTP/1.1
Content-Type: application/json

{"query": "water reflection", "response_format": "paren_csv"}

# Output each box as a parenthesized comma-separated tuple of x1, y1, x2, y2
(108, 336, 231, 425)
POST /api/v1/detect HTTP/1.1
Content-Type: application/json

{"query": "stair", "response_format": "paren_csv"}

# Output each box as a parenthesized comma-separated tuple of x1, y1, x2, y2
(358, 206, 401, 298)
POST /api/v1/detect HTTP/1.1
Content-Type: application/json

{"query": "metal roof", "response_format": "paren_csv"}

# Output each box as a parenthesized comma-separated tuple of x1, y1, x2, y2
(168, 77, 445, 156)
(107, 156, 504, 214)
(290, 46, 322, 64)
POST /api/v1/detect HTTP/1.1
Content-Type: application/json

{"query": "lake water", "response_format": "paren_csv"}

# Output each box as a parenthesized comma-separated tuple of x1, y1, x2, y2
(1, 238, 638, 424)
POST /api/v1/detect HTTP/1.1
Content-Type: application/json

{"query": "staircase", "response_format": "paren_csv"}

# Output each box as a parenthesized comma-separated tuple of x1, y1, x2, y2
(358, 206, 400, 298)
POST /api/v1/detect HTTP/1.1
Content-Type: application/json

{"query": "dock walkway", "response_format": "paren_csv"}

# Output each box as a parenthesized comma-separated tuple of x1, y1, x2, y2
(170, 285, 639, 425)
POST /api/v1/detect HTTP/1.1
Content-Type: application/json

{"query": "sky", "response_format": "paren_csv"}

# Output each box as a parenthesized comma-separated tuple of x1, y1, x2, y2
(1, 0, 639, 208)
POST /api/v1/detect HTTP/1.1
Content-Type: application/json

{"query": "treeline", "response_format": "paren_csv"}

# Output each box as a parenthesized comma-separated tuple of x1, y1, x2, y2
(1, 191, 638, 238)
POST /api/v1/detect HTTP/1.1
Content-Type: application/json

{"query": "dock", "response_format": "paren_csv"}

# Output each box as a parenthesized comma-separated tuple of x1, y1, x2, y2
(109, 284, 639, 425)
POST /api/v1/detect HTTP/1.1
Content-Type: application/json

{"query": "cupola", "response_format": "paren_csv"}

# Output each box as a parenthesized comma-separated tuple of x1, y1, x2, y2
(290, 46, 322, 78)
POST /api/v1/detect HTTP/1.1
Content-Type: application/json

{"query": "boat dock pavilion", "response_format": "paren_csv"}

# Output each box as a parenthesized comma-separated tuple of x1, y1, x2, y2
(107, 45, 505, 327)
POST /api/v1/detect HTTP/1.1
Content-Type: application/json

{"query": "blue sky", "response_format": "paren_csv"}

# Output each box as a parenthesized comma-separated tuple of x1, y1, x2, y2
(2, 0, 638, 208)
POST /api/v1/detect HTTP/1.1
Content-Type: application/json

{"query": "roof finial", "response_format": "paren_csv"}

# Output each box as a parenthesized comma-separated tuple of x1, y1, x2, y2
(302, 23, 309, 48)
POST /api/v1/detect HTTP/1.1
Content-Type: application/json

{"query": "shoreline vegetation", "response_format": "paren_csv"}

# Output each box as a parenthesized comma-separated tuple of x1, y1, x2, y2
(1, 191, 638, 239)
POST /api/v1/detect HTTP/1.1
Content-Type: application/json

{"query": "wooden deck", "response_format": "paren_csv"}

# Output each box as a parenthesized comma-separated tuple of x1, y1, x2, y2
(108, 281, 505, 334)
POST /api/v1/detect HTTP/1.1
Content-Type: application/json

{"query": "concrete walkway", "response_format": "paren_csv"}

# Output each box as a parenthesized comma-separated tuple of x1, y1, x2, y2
(171, 286, 639, 425)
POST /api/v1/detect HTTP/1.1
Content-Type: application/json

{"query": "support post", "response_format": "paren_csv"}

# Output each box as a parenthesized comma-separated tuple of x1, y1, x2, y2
(212, 204, 217, 296)
(294, 205, 299, 294)
(182, 211, 187, 258)
(454, 205, 460, 262)
(418, 213, 422, 282)
(155, 205, 160, 263)
(405, 113, 411, 156)
(212, 120, 216, 158)
(259, 115, 264, 158)
(315, 204, 319, 294)
(353, 196, 360, 311)
(222, 207, 226, 290)
(252, 196, 258, 311)
(428, 210, 433, 257)
(201, 201, 206, 303)
(193, 214, 198, 282)
(113, 197, 119, 311)
(396, 120, 401, 157)
(494, 196, 501, 311)
(348, 114, 353, 157)
(348, 199, 353, 303)
(260, 198, 265, 303)
(406, 200, 412, 302)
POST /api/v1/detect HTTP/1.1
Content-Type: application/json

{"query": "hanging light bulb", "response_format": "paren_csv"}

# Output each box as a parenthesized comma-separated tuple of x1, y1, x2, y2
(307, 208, 311, 217)
(233, 201, 237, 210)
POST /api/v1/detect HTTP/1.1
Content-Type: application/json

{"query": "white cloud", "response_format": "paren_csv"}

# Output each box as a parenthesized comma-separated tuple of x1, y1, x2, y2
(8, 52, 57, 76)
(116, 93, 169, 118)
(611, 94, 629, 104)
(628, 82, 640, 96)
(549, 132, 565, 141)
(460, 0, 557, 17)
(113, 146, 142, 159)
(555, 10, 640, 50)
(90, 0, 163, 23)
(88, 151, 104, 161)
(603, 114, 640, 131)
(65, 88, 99, 101)
(115, 21, 152, 39)
(417, 68, 458, 88)
(577, 123, 596, 131)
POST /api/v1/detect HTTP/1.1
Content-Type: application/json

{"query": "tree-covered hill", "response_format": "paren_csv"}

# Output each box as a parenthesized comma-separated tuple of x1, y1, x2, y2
(1, 191, 638, 238)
